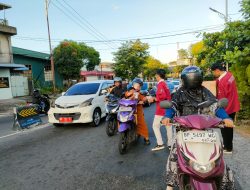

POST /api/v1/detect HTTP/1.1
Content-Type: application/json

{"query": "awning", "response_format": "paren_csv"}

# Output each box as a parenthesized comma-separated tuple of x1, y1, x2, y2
(0, 63, 28, 70)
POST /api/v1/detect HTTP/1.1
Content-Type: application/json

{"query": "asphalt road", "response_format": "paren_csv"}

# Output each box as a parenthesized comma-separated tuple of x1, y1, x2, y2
(0, 105, 170, 190)
(0, 105, 248, 190)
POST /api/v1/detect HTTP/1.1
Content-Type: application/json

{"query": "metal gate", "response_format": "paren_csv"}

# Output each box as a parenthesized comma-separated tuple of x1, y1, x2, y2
(10, 75, 29, 97)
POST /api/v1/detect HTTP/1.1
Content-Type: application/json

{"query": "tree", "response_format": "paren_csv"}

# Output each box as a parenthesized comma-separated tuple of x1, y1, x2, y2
(178, 49, 189, 59)
(189, 41, 206, 68)
(54, 40, 100, 84)
(196, 0, 250, 119)
(113, 40, 149, 80)
(173, 65, 186, 78)
(143, 56, 169, 80)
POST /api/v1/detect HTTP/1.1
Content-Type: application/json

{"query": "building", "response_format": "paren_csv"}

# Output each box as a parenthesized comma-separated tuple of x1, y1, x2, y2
(13, 47, 64, 92)
(80, 62, 114, 81)
(0, 3, 27, 99)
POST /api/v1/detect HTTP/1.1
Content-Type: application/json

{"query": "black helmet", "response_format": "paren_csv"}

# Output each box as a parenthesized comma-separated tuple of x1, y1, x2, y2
(114, 77, 122, 83)
(132, 78, 143, 86)
(181, 66, 203, 89)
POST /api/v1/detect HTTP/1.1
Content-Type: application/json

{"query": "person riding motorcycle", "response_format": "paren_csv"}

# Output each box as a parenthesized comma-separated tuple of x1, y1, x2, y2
(161, 66, 234, 189)
(109, 77, 124, 98)
(125, 78, 150, 145)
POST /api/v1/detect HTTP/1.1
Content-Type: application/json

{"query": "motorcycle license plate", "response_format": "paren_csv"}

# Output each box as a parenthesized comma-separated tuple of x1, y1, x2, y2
(183, 131, 217, 143)
(119, 107, 132, 112)
(59, 117, 73, 123)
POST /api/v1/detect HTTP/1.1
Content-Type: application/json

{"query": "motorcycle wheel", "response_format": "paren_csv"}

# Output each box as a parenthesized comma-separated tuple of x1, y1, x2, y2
(106, 119, 116, 136)
(118, 132, 127, 155)
(43, 99, 50, 114)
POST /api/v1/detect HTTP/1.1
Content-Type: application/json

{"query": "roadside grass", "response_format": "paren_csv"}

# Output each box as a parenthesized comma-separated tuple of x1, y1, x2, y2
(235, 120, 250, 138)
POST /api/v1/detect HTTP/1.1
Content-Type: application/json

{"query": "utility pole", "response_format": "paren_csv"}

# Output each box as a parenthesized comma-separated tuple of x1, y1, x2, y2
(209, 0, 229, 71)
(225, 0, 229, 71)
(45, 0, 56, 92)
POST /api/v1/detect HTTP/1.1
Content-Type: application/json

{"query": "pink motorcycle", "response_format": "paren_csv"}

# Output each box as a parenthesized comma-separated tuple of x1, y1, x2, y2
(161, 99, 235, 190)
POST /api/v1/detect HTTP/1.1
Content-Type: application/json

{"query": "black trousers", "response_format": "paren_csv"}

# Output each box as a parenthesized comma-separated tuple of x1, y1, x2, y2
(220, 113, 235, 151)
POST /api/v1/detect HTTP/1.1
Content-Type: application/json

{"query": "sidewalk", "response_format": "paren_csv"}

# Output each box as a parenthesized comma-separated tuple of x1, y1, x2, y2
(0, 96, 32, 116)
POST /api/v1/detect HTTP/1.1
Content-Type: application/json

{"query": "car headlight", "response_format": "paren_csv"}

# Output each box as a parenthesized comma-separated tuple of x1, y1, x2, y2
(79, 98, 93, 108)
(190, 161, 215, 174)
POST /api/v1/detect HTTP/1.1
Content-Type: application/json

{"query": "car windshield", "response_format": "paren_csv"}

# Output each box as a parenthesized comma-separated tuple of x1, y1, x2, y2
(64, 83, 100, 96)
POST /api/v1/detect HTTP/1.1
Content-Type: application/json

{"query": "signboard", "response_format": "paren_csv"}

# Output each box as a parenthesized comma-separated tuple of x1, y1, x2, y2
(13, 105, 42, 130)
(0, 77, 9, 88)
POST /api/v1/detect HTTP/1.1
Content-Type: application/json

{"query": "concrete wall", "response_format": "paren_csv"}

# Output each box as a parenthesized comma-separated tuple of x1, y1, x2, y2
(87, 76, 99, 81)
(0, 34, 12, 63)
(0, 69, 13, 99)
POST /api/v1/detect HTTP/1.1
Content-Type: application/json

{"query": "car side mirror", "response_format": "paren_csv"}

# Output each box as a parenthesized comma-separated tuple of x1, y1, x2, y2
(100, 89, 108, 96)
(160, 100, 173, 109)
(62, 92, 65, 96)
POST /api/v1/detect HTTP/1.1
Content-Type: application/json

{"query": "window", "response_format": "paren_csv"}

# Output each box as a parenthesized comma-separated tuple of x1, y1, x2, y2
(44, 65, 52, 81)
(101, 83, 108, 90)
(22, 65, 32, 79)
(64, 83, 100, 96)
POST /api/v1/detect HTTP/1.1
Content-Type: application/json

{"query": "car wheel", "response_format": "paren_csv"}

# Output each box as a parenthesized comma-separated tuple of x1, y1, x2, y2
(92, 109, 101, 127)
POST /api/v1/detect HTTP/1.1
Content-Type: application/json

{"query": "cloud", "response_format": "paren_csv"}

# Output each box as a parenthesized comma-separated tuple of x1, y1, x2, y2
(112, 4, 120, 11)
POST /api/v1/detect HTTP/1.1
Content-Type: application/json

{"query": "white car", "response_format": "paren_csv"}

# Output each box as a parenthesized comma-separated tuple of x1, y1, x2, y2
(48, 80, 113, 127)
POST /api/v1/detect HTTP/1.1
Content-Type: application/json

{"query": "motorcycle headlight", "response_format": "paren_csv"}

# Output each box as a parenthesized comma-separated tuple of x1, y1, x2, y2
(79, 98, 93, 108)
(190, 161, 215, 174)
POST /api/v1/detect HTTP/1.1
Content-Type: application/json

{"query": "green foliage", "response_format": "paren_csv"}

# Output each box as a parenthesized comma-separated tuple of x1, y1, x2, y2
(113, 40, 149, 80)
(143, 56, 169, 80)
(178, 49, 189, 59)
(196, 0, 250, 119)
(54, 40, 100, 81)
(241, 0, 250, 19)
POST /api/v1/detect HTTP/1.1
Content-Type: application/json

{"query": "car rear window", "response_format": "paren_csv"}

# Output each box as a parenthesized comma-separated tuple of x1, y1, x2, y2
(64, 83, 100, 96)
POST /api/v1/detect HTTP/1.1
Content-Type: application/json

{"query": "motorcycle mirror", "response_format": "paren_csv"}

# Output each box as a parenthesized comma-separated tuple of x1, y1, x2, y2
(217, 98, 228, 108)
(160, 100, 173, 109)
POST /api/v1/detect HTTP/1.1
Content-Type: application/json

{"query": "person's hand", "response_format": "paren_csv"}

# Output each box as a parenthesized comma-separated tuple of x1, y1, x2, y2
(223, 119, 234, 128)
(148, 96, 155, 103)
(161, 118, 171, 126)
(138, 101, 144, 105)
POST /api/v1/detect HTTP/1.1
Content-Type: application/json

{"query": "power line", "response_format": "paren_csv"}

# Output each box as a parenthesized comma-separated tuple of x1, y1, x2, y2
(60, 0, 119, 48)
(13, 24, 224, 45)
(51, 0, 116, 49)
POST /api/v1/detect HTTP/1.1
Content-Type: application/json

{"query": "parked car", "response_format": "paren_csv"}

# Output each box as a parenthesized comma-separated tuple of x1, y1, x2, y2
(48, 80, 113, 127)
(165, 81, 175, 94)
(172, 79, 181, 92)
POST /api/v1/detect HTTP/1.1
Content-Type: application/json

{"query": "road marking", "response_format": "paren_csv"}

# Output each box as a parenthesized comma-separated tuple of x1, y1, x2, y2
(0, 123, 51, 140)
(0, 132, 20, 139)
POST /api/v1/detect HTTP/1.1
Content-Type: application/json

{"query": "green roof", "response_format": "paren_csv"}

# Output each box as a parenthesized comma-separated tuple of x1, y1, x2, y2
(12, 47, 50, 60)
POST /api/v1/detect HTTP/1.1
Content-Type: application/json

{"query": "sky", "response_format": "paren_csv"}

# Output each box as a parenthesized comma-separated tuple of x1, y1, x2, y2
(1, 0, 243, 63)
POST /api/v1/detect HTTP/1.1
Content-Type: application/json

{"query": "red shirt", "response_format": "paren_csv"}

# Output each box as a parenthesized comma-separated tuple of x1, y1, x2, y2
(155, 80, 171, 116)
(216, 72, 240, 114)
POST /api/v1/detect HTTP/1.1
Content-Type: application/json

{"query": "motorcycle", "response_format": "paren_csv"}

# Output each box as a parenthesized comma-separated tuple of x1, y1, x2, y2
(105, 94, 120, 136)
(160, 99, 235, 190)
(117, 98, 138, 154)
(32, 89, 50, 114)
